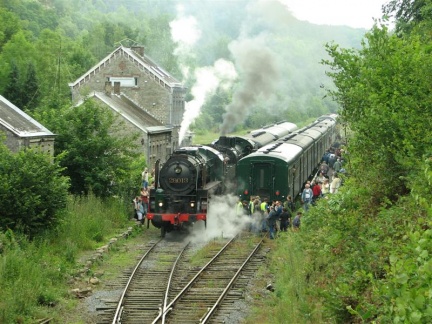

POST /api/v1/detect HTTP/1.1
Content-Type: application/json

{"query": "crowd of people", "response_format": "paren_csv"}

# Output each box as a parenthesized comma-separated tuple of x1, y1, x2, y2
(301, 146, 347, 212)
(240, 145, 347, 240)
(132, 167, 154, 224)
(237, 195, 303, 239)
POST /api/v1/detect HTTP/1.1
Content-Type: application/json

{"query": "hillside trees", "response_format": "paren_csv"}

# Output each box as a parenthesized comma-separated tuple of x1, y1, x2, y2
(383, 0, 432, 34)
(0, 9, 22, 51)
(307, 9, 432, 323)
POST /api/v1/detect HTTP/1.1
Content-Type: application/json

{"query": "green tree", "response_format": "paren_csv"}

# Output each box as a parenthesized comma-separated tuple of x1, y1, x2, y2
(3, 61, 22, 107)
(383, 0, 431, 34)
(323, 25, 432, 200)
(48, 100, 140, 198)
(0, 9, 22, 51)
(0, 30, 35, 94)
(0, 141, 69, 237)
(22, 62, 40, 111)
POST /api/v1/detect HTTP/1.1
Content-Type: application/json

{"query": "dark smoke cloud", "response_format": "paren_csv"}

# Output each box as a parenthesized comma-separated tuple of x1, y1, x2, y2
(220, 35, 281, 135)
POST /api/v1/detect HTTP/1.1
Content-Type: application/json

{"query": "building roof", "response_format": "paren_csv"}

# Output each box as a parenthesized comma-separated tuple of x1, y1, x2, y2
(0, 95, 55, 137)
(85, 92, 172, 134)
(146, 126, 172, 134)
(68, 45, 183, 90)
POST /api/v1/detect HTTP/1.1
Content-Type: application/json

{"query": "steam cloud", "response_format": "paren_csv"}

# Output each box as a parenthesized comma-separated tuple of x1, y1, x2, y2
(188, 194, 255, 243)
(179, 60, 237, 143)
(169, 4, 201, 80)
(219, 36, 280, 135)
(170, 0, 289, 139)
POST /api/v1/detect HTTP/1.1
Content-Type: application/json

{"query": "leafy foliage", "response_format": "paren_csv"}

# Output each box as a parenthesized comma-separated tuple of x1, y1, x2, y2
(323, 26, 432, 203)
(36, 99, 140, 198)
(0, 142, 69, 237)
(283, 2, 432, 322)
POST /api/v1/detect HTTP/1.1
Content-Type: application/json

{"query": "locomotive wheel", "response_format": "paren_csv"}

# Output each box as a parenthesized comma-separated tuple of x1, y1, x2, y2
(161, 226, 166, 238)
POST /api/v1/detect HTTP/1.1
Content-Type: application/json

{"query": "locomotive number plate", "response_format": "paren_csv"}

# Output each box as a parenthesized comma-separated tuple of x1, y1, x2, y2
(169, 178, 189, 183)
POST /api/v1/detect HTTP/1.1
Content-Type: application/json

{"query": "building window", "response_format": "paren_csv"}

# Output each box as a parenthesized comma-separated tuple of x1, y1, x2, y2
(108, 77, 136, 87)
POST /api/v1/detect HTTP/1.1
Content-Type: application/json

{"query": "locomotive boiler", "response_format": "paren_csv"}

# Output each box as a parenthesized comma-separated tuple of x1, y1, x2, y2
(146, 145, 229, 237)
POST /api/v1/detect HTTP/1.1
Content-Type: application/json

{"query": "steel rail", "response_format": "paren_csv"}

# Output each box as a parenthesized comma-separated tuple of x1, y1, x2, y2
(200, 237, 265, 323)
(111, 238, 162, 324)
(159, 242, 190, 323)
(151, 234, 239, 324)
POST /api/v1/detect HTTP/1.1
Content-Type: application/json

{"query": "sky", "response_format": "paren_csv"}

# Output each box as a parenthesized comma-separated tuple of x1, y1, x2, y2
(280, 0, 390, 29)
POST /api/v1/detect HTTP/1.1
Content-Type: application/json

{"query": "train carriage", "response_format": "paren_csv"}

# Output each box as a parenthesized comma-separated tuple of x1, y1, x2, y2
(236, 142, 304, 202)
(236, 115, 338, 203)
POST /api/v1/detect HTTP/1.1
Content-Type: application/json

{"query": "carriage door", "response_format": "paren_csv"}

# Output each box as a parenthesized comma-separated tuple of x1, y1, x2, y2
(251, 162, 274, 200)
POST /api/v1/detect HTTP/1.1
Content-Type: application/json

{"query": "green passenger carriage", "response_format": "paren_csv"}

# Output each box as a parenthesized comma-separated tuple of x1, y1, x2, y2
(236, 114, 338, 203)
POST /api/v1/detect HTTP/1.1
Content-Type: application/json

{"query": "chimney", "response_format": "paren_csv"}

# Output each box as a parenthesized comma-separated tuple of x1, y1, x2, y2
(131, 46, 144, 57)
(105, 81, 112, 96)
(113, 81, 121, 95)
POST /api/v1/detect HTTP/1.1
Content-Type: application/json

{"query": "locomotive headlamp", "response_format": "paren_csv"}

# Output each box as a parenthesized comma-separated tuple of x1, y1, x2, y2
(174, 164, 182, 174)
(190, 202, 195, 208)
(158, 201, 163, 207)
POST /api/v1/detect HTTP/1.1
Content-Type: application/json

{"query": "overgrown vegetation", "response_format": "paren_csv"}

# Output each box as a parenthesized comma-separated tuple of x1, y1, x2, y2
(255, 2, 432, 323)
(0, 194, 135, 323)
(0, 141, 69, 237)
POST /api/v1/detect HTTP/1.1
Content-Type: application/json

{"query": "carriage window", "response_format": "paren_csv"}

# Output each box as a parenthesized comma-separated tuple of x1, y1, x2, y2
(259, 169, 265, 187)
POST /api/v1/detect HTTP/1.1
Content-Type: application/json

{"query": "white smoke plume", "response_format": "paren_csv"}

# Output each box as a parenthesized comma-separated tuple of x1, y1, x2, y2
(170, 4, 238, 143)
(179, 59, 237, 143)
(187, 194, 256, 243)
(169, 4, 202, 79)
(171, 0, 290, 139)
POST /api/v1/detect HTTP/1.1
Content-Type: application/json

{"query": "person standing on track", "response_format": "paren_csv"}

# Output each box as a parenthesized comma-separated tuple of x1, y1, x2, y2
(136, 198, 144, 225)
(330, 173, 342, 194)
(142, 167, 149, 189)
(293, 211, 302, 231)
(284, 195, 295, 213)
(140, 187, 149, 219)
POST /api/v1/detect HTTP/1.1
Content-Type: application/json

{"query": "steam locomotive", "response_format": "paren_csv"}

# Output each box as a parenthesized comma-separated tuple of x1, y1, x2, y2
(146, 121, 298, 237)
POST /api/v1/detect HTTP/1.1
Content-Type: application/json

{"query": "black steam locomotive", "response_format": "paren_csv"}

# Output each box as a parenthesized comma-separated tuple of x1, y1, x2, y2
(146, 121, 298, 237)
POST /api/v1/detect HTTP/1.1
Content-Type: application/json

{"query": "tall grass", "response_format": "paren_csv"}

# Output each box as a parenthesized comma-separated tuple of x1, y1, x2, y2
(0, 233, 65, 323)
(0, 194, 133, 323)
(250, 231, 326, 324)
(55, 194, 130, 250)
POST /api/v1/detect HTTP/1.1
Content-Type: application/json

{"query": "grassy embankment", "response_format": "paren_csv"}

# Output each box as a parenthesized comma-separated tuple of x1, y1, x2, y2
(0, 194, 146, 323)
(245, 177, 432, 323)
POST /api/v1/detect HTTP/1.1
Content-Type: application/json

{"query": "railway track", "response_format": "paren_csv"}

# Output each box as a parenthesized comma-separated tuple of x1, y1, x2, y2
(97, 233, 266, 323)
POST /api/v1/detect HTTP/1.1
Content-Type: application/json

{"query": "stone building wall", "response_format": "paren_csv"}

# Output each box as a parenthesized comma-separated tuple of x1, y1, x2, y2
(107, 108, 172, 166)
(70, 53, 184, 127)
(0, 126, 55, 157)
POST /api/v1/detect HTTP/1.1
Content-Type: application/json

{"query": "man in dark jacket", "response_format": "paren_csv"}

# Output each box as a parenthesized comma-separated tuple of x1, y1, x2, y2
(267, 206, 278, 239)
(279, 207, 292, 232)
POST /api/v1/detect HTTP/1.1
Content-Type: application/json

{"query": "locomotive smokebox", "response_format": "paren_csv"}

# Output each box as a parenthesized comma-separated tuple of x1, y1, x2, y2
(218, 136, 235, 147)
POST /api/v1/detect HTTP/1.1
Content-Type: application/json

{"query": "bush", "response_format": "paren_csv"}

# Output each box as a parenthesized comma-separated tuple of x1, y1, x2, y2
(0, 143, 69, 237)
